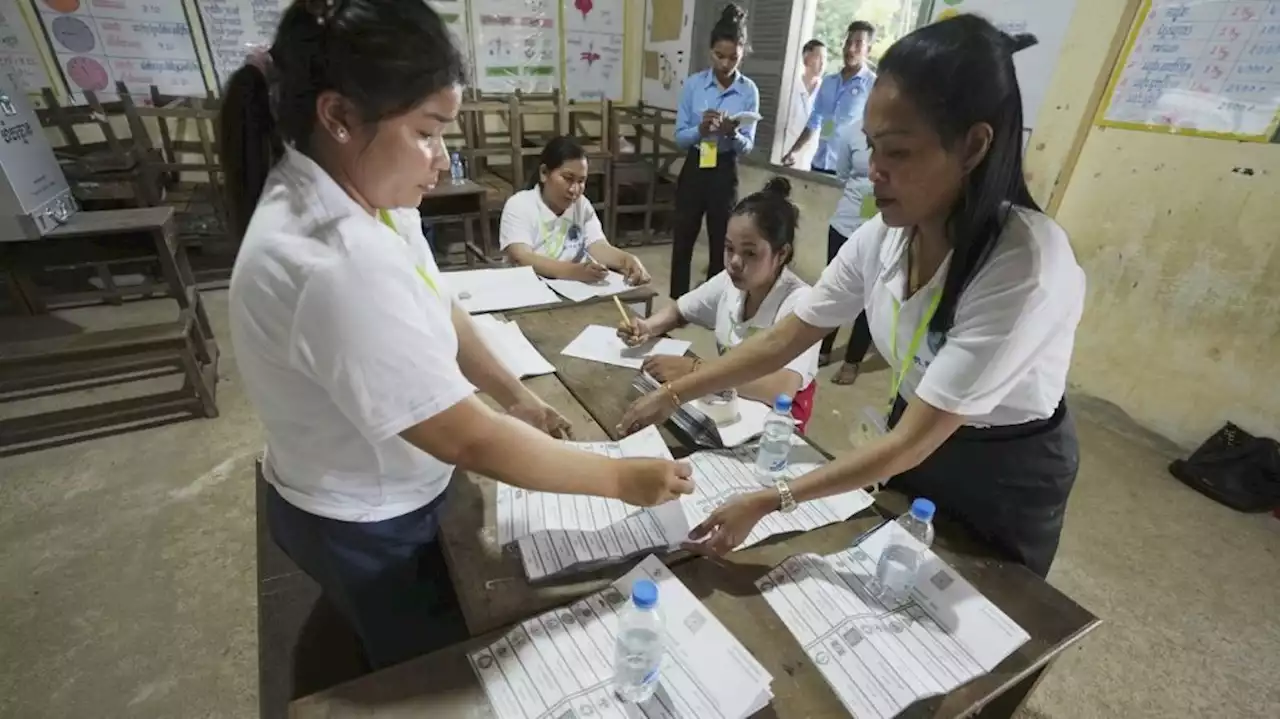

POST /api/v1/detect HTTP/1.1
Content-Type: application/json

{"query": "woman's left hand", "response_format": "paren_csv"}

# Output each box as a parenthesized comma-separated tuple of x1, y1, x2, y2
(508, 398, 574, 439)
(620, 254, 650, 286)
(641, 355, 697, 383)
(617, 389, 679, 436)
(683, 491, 775, 556)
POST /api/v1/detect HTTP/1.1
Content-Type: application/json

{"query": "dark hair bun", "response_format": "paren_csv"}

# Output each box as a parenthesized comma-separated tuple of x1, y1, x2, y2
(720, 2, 747, 25)
(762, 176, 791, 199)
(1007, 32, 1038, 53)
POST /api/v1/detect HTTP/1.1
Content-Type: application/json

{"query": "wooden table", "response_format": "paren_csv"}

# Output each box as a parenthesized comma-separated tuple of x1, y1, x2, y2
(419, 180, 493, 266)
(292, 303, 1101, 718)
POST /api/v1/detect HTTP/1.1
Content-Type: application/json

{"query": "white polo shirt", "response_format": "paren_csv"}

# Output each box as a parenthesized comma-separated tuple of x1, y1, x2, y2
(794, 208, 1085, 427)
(677, 268, 821, 390)
(499, 188, 607, 263)
(229, 146, 475, 522)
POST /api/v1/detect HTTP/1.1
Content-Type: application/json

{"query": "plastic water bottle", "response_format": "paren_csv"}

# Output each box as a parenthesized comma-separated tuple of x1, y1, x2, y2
(753, 394, 795, 485)
(613, 579, 664, 703)
(870, 498, 936, 606)
(450, 152, 465, 184)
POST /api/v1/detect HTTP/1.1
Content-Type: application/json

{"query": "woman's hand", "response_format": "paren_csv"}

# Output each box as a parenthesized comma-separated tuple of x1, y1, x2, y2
(619, 254, 650, 286)
(617, 388, 680, 436)
(641, 355, 697, 383)
(617, 317, 654, 347)
(569, 260, 609, 284)
(698, 109, 724, 137)
(507, 398, 574, 439)
(613, 459, 695, 506)
(683, 490, 776, 556)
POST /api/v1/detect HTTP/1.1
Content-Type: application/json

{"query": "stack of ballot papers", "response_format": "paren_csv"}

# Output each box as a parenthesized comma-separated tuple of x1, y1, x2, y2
(442, 266, 561, 314)
(495, 429, 875, 580)
(757, 524, 1031, 718)
(468, 554, 774, 719)
(560, 325, 691, 370)
(470, 315, 556, 379)
(544, 271, 635, 302)
(633, 372, 772, 448)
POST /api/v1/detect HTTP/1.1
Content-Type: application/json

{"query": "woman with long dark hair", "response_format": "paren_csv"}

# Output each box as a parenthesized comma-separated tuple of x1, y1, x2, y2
(669, 3, 760, 299)
(221, 0, 691, 668)
(620, 14, 1085, 578)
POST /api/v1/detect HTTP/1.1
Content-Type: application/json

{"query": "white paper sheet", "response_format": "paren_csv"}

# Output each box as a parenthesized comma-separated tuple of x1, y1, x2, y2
(756, 527, 1031, 719)
(442, 267, 561, 314)
(468, 555, 774, 719)
(544, 271, 637, 303)
(500, 437, 874, 581)
(561, 325, 691, 370)
(470, 315, 556, 379)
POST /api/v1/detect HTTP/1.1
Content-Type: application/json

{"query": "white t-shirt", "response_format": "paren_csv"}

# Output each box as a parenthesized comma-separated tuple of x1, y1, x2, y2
(229, 146, 475, 522)
(782, 77, 819, 172)
(499, 188, 607, 263)
(794, 208, 1086, 427)
(677, 268, 821, 390)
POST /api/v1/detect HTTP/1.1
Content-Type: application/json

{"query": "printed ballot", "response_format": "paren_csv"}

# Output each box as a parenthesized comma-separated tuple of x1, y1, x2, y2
(468, 554, 774, 719)
(498, 432, 874, 580)
(561, 325, 691, 370)
(470, 315, 556, 379)
(757, 525, 1031, 719)
(544, 271, 635, 303)
(634, 372, 772, 447)
(442, 266, 560, 314)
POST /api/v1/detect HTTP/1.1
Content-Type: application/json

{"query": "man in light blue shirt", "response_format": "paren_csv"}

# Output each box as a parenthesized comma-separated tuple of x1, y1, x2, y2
(782, 21, 876, 174)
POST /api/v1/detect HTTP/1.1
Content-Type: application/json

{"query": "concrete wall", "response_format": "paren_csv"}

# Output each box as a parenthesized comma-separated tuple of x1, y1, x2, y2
(679, 0, 1280, 447)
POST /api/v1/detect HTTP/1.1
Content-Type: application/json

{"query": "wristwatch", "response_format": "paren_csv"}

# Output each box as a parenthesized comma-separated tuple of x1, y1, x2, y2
(774, 479, 797, 514)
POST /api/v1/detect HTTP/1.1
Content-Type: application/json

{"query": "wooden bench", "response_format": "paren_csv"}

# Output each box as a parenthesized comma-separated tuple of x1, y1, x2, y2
(0, 311, 218, 456)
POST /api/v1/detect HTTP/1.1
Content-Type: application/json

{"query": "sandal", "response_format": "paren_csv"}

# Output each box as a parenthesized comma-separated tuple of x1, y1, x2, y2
(832, 362, 861, 386)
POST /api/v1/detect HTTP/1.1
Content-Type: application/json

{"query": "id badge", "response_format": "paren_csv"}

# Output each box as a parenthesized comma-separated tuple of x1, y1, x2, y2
(859, 193, 878, 219)
(698, 140, 718, 168)
(821, 119, 835, 139)
(854, 405, 888, 444)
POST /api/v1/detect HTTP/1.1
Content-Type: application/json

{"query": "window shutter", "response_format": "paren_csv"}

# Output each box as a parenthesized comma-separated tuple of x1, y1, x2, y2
(689, 1, 797, 160)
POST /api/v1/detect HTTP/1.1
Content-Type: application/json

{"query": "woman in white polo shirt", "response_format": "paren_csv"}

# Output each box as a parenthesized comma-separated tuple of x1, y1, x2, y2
(616, 178, 821, 433)
(618, 16, 1084, 578)
(220, 1, 690, 669)
(500, 135, 649, 285)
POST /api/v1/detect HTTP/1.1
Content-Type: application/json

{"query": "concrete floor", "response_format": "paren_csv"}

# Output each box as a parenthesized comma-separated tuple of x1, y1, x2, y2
(1, 244, 1278, 718)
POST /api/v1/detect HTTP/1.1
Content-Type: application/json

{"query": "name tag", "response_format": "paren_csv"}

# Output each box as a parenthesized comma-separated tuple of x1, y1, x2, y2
(859, 193, 878, 219)
(698, 140, 718, 168)
(821, 119, 835, 139)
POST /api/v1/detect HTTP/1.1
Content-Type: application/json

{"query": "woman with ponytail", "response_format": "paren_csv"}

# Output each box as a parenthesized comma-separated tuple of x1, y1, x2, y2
(668, 2, 760, 299)
(617, 177, 821, 432)
(621, 15, 1085, 579)
(222, 0, 691, 668)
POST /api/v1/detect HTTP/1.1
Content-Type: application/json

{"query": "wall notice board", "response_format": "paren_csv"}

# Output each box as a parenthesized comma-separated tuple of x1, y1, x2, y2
(1098, 0, 1280, 142)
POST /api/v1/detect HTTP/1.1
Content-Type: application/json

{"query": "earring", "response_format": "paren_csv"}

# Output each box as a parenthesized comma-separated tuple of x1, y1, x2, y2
(335, 127, 349, 142)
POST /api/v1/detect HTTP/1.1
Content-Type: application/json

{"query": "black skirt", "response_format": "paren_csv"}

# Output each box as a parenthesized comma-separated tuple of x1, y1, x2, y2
(887, 397, 1080, 578)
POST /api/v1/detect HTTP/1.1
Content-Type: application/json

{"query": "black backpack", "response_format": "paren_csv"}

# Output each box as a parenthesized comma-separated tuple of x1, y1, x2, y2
(1169, 423, 1280, 513)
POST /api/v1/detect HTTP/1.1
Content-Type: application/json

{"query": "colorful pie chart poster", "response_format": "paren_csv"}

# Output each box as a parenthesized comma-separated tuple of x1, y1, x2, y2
(35, 0, 209, 101)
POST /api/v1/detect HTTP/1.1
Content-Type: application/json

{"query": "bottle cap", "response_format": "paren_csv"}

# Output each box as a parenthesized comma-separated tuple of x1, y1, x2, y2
(773, 394, 793, 412)
(910, 498, 936, 522)
(631, 579, 658, 609)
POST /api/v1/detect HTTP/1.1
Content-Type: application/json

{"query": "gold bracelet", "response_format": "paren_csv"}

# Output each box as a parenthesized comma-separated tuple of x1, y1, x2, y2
(660, 382, 681, 409)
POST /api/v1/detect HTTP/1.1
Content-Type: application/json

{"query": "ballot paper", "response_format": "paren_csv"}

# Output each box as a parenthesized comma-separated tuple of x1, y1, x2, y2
(757, 525, 1031, 719)
(442, 266, 561, 314)
(470, 315, 556, 379)
(543, 271, 636, 303)
(468, 554, 774, 719)
(561, 325, 691, 370)
(500, 436, 875, 581)
(633, 372, 772, 448)
(729, 110, 763, 125)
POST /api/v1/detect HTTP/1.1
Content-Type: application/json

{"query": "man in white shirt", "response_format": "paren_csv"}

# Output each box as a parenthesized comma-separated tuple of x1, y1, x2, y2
(779, 39, 825, 172)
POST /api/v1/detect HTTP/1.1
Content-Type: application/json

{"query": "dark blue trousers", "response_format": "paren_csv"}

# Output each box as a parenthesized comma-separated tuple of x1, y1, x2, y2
(265, 481, 454, 669)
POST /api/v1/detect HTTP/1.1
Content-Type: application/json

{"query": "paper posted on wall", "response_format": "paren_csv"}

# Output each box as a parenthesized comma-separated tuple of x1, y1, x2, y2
(498, 432, 875, 580)
(757, 524, 1031, 718)
(468, 554, 774, 719)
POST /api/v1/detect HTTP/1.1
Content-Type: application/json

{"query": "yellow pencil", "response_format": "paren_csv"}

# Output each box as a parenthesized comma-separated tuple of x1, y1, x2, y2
(612, 295, 633, 331)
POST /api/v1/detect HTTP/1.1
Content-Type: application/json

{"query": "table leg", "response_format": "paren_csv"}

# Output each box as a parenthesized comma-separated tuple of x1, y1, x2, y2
(463, 216, 476, 268)
(972, 660, 1054, 718)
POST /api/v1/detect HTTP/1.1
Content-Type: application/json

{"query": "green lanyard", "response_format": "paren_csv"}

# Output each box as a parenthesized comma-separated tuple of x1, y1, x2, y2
(885, 290, 942, 416)
(378, 209, 440, 296)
